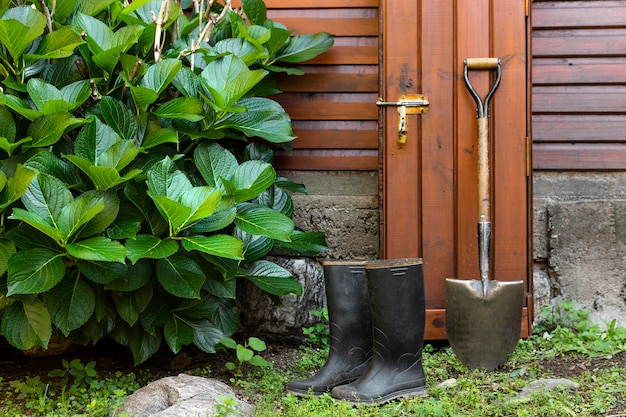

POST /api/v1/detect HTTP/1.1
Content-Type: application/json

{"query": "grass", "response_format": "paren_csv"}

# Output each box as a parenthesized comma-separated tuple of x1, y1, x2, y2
(1, 302, 625, 416)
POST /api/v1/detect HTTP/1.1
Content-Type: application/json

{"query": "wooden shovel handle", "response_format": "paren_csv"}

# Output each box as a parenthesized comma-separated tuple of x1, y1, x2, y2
(477, 117, 490, 222)
(465, 57, 500, 70)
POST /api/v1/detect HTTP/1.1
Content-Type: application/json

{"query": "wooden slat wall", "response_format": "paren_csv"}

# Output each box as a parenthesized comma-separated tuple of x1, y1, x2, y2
(260, 0, 380, 170)
(532, 1, 626, 169)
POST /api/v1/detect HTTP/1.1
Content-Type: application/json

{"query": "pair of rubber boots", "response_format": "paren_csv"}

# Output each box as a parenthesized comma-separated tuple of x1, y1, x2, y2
(286, 258, 428, 405)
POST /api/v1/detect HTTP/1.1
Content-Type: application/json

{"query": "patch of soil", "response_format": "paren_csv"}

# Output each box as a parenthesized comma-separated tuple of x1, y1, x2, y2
(0, 336, 301, 388)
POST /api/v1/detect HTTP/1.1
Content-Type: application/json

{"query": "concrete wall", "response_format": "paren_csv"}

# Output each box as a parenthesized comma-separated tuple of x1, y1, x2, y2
(240, 170, 626, 339)
(533, 171, 626, 327)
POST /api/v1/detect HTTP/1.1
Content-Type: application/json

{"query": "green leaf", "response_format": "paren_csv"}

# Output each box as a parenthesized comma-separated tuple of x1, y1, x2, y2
(73, 118, 140, 170)
(48, 276, 95, 336)
(25, 151, 82, 189)
(189, 319, 225, 354)
(24, 26, 85, 61)
(181, 235, 244, 260)
(100, 96, 139, 142)
(0, 105, 16, 142)
(140, 300, 172, 334)
(141, 127, 178, 149)
(1, 93, 43, 121)
(78, 190, 120, 238)
(186, 203, 236, 233)
(194, 142, 238, 188)
(27, 79, 75, 114)
(249, 355, 271, 367)
(209, 297, 239, 336)
(231, 160, 276, 203)
(20, 173, 72, 223)
(78, 0, 117, 17)
(7, 249, 65, 295)
(126, 235, 179, 264)
(128, 84, 159, 111)
(163, 316, 194, 354)
(274, 231, 328, 255)
(105, 259, 151, 291)
(9, 207, 65, 243)
(76, 260, 127, 284)
(0, 238, 15, 276)
(114, 283, 153, 326)
(241, 260, 302, 296)
(0, 6, 46, 63)
(153, 97, 205, 121)
(234, 203, 294, 241)
(172, 66, 201, 98)
(1, 300, 51, 350)
(57, 193, 105, 240)
(274, 32, 334, 63)
(248, 336, 267, 352)
(141, 58, 182, 96)
(257, 185, 293, 216)
(242, 0, 267, 25)
(72, 12, 110, 53)
(128, 324, 161, 365)
(157, 255, 205, 299)
(200, 55, 267, 111)
(235, 228, 272, 262)
(26, 112, 88, 149)
(67, 236, 126, 263)
(237, 344, 254, 362)
(0, 164, 37, 211)
(50, 0, 79, 22)
(216, 97, 296, 143)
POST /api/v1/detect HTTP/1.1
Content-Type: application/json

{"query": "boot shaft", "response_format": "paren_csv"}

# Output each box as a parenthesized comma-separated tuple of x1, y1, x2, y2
(365, 258, 425, 355)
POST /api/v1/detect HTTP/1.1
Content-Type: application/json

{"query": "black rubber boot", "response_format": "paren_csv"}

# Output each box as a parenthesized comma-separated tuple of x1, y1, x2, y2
(286, 261, 373, 396)
(330, 258, 428, 405)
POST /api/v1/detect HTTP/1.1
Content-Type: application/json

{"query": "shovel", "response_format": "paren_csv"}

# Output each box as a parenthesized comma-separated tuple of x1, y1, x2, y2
(445, 58, 525, 371)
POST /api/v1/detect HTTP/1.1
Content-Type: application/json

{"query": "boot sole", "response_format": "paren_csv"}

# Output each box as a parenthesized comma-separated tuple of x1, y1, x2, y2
(334, 385, 428, 406)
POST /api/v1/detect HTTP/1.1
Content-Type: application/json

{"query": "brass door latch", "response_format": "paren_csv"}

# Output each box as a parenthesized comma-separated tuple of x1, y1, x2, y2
(376, 94, 429, 144)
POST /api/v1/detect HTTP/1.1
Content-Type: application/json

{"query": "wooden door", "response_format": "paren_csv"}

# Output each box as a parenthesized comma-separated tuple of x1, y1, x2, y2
(380, 0, 532, 339)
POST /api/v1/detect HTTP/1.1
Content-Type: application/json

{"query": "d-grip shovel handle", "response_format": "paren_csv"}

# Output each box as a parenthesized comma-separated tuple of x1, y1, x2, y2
(464, 58, 501, 288)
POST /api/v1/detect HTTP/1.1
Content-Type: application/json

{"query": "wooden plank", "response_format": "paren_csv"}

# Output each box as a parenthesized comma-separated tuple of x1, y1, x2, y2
(303, 45, 378, 65)
(533, 29, 626, 57)
(533, 86, 626, 113)
(533, 1, 626, 29)
(533, 58, 626, 85)
(292, 129, 378, 149)
(533, 115, 626, 142)
(533, 143, 626, 170)
(492, 0, 530, 291)
(277, 73, 378, 93)
(256, 0, 379, 8)
(270, 17, 378, 36)
(273, 155, 378, 170)
(419, 0, 456, 309)
(380, 0, 422, 259)
(277, 93, 378, 120)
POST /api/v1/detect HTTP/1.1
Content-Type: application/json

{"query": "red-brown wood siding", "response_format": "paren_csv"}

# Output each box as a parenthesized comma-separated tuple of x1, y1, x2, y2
(258, 0, 380, 171)
(532, 1, 626, 169)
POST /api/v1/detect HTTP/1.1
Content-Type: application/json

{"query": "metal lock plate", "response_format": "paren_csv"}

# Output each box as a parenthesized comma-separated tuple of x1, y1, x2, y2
(376, 94, 430, 144)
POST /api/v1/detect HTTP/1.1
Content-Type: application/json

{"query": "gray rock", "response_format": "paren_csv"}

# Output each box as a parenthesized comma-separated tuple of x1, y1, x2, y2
(516, 378, 580, 400)
(117, 374, 253, 417)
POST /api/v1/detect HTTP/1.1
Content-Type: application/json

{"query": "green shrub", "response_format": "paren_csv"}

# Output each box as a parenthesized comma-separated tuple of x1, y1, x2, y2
(0, 0, 331, 364)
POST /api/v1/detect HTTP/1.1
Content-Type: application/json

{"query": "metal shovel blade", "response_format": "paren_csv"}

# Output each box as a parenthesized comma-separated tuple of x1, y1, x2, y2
(445, 278, 524, 371)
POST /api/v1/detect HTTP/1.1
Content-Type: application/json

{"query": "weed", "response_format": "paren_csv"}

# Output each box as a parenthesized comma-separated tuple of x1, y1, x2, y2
(302, 307, 330, 347)
(215, 395, 239, 417)
(221, 336, 272, 376)
(48, 358, 98, 389)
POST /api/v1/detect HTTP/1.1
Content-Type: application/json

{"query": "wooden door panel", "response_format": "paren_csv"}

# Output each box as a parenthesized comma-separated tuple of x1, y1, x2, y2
(381, 0, 531, 339)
